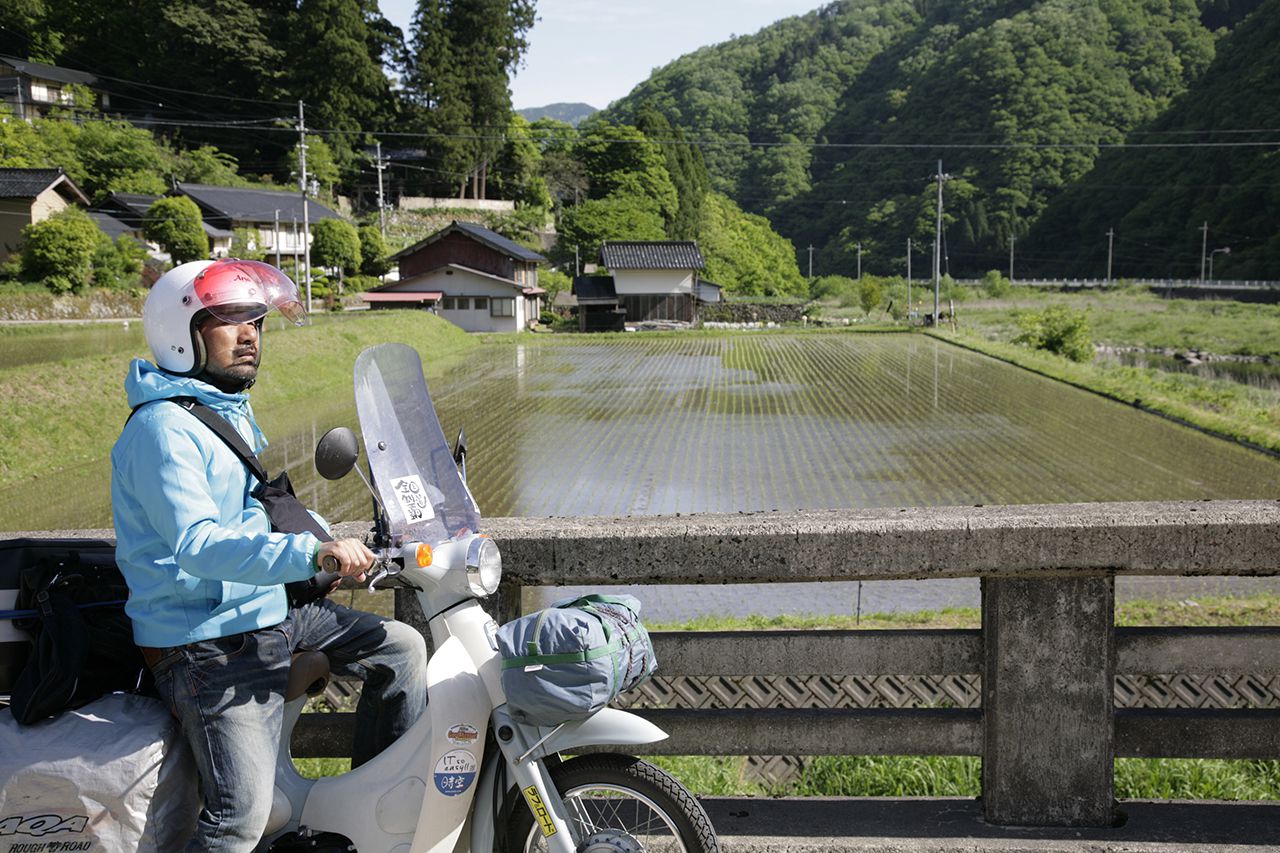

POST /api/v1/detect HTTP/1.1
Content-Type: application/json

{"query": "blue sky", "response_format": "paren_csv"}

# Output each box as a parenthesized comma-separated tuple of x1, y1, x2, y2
(380, 0, 821, 110)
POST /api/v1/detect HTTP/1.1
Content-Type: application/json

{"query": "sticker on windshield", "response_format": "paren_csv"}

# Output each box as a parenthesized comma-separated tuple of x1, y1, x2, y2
(390, 475, 435, 523)
(433, 749, 477, 797)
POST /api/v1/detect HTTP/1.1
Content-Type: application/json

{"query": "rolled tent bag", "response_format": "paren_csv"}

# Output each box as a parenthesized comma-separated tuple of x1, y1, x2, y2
(0, 692, 198, 851)
(497, 594, 657, 726)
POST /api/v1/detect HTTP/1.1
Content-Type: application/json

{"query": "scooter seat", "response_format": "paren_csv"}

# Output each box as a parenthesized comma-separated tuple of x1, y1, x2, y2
(286, 650, 330, 702)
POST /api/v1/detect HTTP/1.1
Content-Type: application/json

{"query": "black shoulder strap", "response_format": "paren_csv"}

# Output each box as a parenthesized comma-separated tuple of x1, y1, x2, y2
(170, 398, 271, 484)
(127, 397, 270, 484)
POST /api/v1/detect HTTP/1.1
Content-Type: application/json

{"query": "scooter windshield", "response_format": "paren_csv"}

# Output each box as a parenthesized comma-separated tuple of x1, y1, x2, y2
(354, 343, 481, 544)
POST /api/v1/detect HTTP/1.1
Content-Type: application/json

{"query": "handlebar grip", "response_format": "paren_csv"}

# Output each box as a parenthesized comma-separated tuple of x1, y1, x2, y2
(320, 554, 340, 573)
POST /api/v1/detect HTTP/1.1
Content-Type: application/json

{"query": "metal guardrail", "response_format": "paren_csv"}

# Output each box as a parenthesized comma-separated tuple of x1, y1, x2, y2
(292, 501, 1280, 827)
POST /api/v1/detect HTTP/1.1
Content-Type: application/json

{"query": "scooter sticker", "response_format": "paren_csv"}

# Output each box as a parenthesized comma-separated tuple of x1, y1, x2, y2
(446, 723, 479, 745)
(521, 786, 558, 838)
(390, 475, 436, 523)
(433, 749, 477, 797)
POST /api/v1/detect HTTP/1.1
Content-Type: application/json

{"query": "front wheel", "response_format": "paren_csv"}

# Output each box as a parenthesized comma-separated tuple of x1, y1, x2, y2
(501, 753, 720, 853)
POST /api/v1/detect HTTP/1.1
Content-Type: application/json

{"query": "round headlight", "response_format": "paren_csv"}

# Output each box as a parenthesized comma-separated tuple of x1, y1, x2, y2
(465, 536, 502, 596)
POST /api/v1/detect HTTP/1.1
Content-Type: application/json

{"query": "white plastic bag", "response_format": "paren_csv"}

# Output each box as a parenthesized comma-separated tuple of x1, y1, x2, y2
(0, 692, 197, 852)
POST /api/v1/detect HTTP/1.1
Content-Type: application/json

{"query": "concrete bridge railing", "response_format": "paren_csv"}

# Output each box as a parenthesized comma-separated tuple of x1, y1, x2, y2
(409, 500, 1278, 828)
(27, 500, 1279, 829)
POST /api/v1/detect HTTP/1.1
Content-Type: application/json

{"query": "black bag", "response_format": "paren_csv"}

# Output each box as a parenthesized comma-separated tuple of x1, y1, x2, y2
(6, 542, 149, 725)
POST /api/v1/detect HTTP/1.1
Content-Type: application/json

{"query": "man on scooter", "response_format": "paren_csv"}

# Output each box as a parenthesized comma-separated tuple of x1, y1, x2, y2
(111, 259, 428, 851)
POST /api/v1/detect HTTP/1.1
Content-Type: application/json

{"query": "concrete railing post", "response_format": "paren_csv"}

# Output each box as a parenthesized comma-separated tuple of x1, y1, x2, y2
(981, 575, 1116, 826)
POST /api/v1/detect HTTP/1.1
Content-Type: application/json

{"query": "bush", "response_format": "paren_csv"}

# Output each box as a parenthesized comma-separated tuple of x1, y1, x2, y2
(982, 269, 1012, 298)
(91, 234, 148, 290)
(19, 208, 102, 293)
(810, 274, 855, 302)
(1012, 306, 1094, 362)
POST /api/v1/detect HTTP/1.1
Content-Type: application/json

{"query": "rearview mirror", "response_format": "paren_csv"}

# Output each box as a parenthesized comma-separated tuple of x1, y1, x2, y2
(314, 427, 360, 481)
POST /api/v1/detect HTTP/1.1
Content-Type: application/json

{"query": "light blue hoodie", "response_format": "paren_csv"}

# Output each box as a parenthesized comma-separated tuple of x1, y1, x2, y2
(111, 359, 321, 648)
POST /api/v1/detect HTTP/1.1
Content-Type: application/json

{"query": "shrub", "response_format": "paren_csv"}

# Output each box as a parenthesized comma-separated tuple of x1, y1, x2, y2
(1013, 306, 1094, 362)
(982, 269, 1012, 298)
(19, 208, 102, 293)
(810, 274, 855, 302)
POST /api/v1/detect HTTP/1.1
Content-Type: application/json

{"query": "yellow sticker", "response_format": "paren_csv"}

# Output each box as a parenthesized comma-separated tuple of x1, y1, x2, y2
(522, 785, 558, 837)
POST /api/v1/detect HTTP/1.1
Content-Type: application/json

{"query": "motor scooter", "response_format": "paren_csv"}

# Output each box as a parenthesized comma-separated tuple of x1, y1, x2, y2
(263, 342, 720, 853)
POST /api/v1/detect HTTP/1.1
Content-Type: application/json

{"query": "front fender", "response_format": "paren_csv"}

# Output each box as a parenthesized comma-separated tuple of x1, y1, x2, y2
(526, 709, 667, 763)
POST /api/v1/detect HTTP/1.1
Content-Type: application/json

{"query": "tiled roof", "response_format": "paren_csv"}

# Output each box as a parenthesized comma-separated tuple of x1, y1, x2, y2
(600, 241, 704, 270)
(0, 55, 98, 87)
(88, 210, 138, 241)
(175, 183, 340, 223)
(0, 168, 88, 203)
(390, 220, 546, 263)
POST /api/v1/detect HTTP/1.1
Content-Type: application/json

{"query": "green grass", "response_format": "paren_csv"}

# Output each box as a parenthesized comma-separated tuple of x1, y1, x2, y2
(0, 311, 478, 488)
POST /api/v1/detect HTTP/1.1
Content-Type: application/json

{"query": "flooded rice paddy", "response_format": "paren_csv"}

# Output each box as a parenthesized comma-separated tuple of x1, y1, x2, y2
(4, 332, 1279, 617)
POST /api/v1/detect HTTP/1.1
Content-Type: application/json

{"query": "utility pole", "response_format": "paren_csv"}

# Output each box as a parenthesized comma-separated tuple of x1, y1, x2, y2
(1198, 221, 1209, 283)
(1106, 228, 1115, 284)
(1008, 235, 1015, 284)
(297, 100, 312, 314)
(375, 141, 387, 237)
(807, 244, 815, 280)
(933, 160, 945, 324)
(906, 237, 912, 320)
(856, 242, 862, 281)
(273, 209, 280, 269)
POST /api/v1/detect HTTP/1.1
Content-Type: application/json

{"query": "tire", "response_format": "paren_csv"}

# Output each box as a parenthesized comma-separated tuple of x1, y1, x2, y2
(501, 753, 720, 853)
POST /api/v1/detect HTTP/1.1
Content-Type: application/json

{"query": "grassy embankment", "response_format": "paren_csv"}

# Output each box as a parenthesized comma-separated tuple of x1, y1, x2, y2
(928, 286, 1280, 455)
(0, 311, 478, 491)
(299, 594, 1280, 799)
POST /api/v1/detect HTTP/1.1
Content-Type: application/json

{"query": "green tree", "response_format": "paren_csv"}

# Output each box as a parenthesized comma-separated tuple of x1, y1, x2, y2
(358, 224, 390, 276)
(635, 104, 710, 240)
(558, 195, 667, 265)
(92, 235, 148, 290)
(699, 193, 806, 297)
(144, 196, 208, 264)
(289, 0, 394, 174)
(311, 219, 362, 282)
(19, 208, 102, 293)
(490, 114, 553, 208)
(575, 123, 679, 223)
(859, 275, 885, 316)
(290, 136, 341, 203)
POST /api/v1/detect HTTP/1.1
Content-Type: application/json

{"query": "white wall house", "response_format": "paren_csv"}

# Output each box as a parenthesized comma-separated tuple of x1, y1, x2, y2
(365, 221, 545, 333)
(600, 241, 706, 323)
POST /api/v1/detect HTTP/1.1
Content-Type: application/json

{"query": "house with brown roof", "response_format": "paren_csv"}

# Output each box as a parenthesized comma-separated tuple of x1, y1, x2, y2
(0, 168, 90, 262)
(366, 220, 546, 333)
(599, 240, 706, 323)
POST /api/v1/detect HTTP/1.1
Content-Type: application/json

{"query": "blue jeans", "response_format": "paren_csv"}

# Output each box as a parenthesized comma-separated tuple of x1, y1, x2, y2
(150, 599, 428, 852)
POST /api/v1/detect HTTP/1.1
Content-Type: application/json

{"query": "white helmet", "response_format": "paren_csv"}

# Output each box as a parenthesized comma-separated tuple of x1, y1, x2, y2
(143, 258, 307, 375)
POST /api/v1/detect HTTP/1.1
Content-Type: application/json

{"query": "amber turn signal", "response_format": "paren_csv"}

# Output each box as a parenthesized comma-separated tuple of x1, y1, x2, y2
(416, 543, 433, 567)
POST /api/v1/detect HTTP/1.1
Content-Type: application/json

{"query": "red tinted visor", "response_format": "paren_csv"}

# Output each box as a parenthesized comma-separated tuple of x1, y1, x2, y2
(192, 259, 307, 326)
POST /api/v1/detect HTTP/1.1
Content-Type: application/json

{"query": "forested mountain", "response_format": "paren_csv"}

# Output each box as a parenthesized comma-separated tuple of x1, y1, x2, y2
(1022, 0, 1280, 279)
(518, 103, 598, 126)
(605, 0, 1272, 279)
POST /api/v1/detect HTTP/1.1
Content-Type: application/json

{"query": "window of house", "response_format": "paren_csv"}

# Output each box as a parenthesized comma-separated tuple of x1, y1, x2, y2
(490, 297, 515, 318)
(442, 297, 456, 310)
(473, 297, 488, 311)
